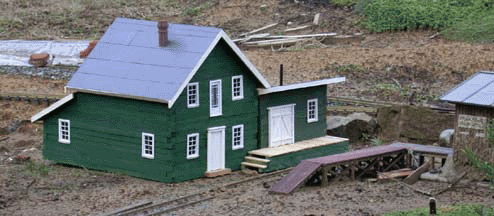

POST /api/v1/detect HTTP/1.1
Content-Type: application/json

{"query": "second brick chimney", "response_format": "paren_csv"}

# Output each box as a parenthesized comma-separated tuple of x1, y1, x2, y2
(158, 20, 169, 47)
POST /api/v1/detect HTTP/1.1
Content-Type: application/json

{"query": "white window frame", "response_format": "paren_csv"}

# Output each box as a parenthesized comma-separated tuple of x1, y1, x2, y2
(232, 124, 244, 150)
(307, 98, 318, 123)
(58, 119, 70, 144)
(187, 133, 200, 159)
(232, 75, 244, 101)
(142, 133, 155, 159)
(187, 82, 199, 108)
(210, 79, 222, 117)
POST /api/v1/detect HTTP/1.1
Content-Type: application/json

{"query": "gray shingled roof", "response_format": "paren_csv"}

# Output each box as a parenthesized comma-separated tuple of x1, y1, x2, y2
(66, 18, 270, 108)
(441, 71, 494, 107)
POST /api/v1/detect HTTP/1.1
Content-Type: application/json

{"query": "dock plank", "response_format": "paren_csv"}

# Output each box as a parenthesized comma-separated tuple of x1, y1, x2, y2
(249, 136, 348, 158)
(307, 145, 407, 166)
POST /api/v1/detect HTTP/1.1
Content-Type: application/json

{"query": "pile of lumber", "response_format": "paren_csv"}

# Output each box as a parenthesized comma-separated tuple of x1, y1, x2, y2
(233, 14, 364, 49)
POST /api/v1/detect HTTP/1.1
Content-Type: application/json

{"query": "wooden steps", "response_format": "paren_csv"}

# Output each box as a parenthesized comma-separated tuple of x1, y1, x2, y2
(241, 155, 270, 172)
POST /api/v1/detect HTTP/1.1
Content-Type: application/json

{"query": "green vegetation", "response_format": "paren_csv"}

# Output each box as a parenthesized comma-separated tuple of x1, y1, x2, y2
(464, 147, 494, 184)
(488, 120, 494, 146)
(183, 1, 215, 17)
(385, 204, 494, 215)
(25, 161, 51, 176)
(357, 0, 493, 43)
(441, 13, 494, 43)
(334, 64, 365, 73)
(332, 0, 358, 7)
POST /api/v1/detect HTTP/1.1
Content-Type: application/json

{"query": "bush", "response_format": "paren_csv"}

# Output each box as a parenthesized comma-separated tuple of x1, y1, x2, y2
(359, 0, 491, 32)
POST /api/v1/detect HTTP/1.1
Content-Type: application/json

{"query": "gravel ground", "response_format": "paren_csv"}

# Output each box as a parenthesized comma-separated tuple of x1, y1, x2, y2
(0, 65, 77, 80)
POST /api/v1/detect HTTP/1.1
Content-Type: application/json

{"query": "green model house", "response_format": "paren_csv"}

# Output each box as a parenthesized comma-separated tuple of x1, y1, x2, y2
(31, 18, 349, 182)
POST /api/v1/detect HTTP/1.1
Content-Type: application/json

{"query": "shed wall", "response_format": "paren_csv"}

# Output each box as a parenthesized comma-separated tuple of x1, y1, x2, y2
(258, 85, 327, 149)
(453, 103, 494, 163)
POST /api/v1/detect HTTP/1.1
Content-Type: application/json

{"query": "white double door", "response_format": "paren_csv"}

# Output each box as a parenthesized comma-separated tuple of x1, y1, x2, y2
(207, 126, 226, 172)
(268, 104, 295, 148)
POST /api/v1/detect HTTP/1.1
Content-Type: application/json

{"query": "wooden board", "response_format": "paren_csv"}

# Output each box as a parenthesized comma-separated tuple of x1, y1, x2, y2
(269, 161, 321, 194)
(249, 136, 348, 158)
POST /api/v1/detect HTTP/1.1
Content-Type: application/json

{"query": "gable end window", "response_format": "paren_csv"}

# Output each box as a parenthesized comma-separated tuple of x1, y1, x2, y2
(232, 125, 244, 150)
(307, 99, 318, 123)
(187, 82, 199, 108)
(187, 133, 199, 159)
(232, 75, 244, 100)
(58, 119, 70, 144)
(142, 133, 155, 159)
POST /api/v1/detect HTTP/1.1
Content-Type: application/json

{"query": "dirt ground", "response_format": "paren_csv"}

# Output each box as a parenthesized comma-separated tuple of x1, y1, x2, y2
(1, 0, 494, 215)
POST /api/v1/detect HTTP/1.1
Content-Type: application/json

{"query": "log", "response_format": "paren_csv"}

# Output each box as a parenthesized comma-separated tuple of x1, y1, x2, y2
(378, 168, 413, 180)
(239, 23, 278, 37)
(403, 161, 431, 185)
(313, 13, 320, 25)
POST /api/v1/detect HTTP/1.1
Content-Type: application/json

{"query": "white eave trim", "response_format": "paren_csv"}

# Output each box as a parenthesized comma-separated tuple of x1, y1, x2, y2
(31, 94, 74, 123)
(258, 77, 346, 95)
(167, 30, 271, 109)
(65, 87, 169, 104)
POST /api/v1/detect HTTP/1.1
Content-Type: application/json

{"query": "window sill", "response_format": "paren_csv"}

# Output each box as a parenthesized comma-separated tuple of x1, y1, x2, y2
(142, 155, 154, 159)
(187, 155, 199, 160)
(58, 140, 70, 144)
(187, 104, 199, 108)
(232, 97, 244, 101)
(307, 119, 318, 123)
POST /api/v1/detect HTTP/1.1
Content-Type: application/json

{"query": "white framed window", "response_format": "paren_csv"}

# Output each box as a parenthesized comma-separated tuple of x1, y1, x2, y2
(307, 98, 318, 123)
(232, 125, 244, 150)
(232, 75, 244, 100)
(187, 82, 199, 108)
(58, 119, 70, 144)
(142, 133, 155, 159)
(210, 79, 222, 117)
(187, 133, 199, 159)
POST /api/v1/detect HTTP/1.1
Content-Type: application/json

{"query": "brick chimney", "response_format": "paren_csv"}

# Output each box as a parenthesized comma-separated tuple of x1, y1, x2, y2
(158, 20, 169, 47)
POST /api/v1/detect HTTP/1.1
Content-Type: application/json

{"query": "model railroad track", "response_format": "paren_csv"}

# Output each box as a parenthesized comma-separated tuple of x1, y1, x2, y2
(327, 96, 455, 114)
(0, 92, 64, 105)
(102, 168, 291, 216)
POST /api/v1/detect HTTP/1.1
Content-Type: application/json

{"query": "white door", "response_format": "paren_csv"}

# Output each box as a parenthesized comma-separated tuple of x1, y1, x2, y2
(268, 104, 295, 147)
(207, 126, 226, 172)
(210, 80, 222, 117)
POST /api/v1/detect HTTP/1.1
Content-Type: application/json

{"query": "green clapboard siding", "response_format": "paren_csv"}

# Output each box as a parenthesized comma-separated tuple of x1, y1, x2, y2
(42, 93, 175, 182)
(170, 39, 262, 179)
(258, 85, 328, 149)
(262, 141, 349, 173)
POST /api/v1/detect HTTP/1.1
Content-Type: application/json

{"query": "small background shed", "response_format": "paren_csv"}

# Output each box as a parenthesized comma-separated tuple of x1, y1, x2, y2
(441, 71, 494, 163)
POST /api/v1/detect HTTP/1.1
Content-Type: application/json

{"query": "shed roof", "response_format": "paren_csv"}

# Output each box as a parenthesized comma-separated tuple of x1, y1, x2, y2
(441, 71, 494, 107)
(66, 18, 271, 108)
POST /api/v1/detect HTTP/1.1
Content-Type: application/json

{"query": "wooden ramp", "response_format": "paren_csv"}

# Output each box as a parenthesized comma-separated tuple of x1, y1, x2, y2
(270, 145, 408, 194)
(269, 161, 321, 194)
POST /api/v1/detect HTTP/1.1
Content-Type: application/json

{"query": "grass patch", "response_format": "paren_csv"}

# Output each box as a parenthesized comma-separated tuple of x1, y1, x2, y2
(25, 161, 52, 176)
(441, 12, 494, 44)
(385, 204, 494, 215)
(183, 1, 215, 17)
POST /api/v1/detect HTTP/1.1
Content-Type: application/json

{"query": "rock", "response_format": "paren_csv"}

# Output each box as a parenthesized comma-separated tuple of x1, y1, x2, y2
(438, 129, 454, 147)
(327, 112, 380, 143)
(438, 155, 460, 183)
(14, 155, 31, 164)
(0, 128, 8, 136)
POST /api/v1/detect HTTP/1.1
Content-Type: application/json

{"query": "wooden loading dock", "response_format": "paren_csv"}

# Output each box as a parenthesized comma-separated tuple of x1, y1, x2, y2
(270, 143, 453, 194)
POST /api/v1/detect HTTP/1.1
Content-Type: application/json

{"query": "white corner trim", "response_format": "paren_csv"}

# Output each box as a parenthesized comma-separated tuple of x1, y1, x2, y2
(168, 30, 271, 108)
(31, 94, 74, 123)
(258, 77, 346, 95)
